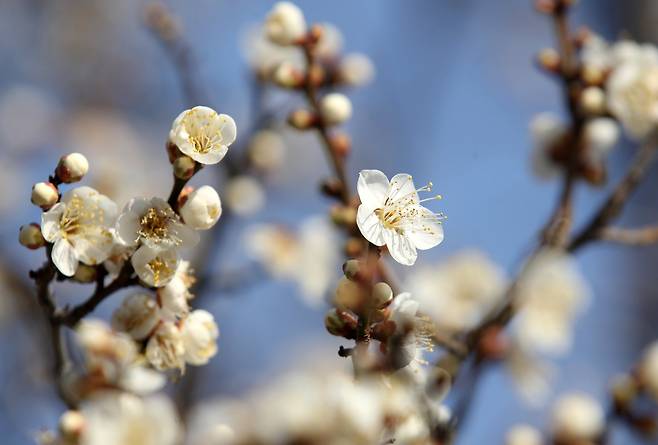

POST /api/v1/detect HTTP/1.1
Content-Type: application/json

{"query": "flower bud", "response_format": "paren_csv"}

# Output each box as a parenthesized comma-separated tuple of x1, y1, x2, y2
(537, 48, 560, 72)
(225, 176, 265, 217)
(638, 341, 658, 400)
(59, 410, 85, 440)
(334, 276, 367, 313)
(272, 61, 303, 88)
(371, 282, 393, 308)
(180, 185, 222, 230)
(288, 109, 316, 129)
(166, 141, 182, 163)
(173, 155, 196, 180)
(585, 118, 619, 160)
(582, 64, 605, 85)
(551, 393, 604, 442)
(320, 93, 352, 125)
(73, 264, 98, 283)
(56, 153, 89, 183)
(182, 309, 219, 365)
(330, 205, 357, 227)
(264, 2, 307, 46)
(342, 259, 361, 280)
(331, 133, 351, 157)
(580, 86, 606, 115)
(247, 130, 286, 172)
(31, 182, 59, 209)
(112, 293, 160, 340)
(325, 309, 346, 336)
(344, 237, 365, 257)
(338, 53, 375, 86)
(505, 425, 542, 445)
(19, 223, 45, 249)
(610, 373, 638, 407)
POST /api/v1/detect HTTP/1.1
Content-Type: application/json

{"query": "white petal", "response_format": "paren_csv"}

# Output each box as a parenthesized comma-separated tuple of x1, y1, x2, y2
(218, 114, 237, 146)
(356, 204, 385, 246)
(74, 231, 114, 265)
(172, 222, 200, 248)
(405, 205, 444, 250)
(41, 203, 65, 242)
(52, 238, 78, 276)
(357, 169, 389, 210)
(189, 148, 226, 165)
(116, 212, 141, 246)
(388, 173, 419, 204)
(120, 366, 166, 395)
(383, 228, 417, 266)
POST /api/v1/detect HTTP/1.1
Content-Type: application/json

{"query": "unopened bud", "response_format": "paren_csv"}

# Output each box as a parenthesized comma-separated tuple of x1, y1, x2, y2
(166, 141, 181, 163)
(582, 64, 605, 85)
(320, 178, 344, 199)
(173, 155, 196, 180)
(264, 1, 307, 46)
(19, 223, 46, 249)
(537, 48, 560, 72)
(320, 93, 352, 125)
(56, 153, 89, 183)
(334, 277, 367, 313)
(338, 53, 375, 87)
(177, 185, 195, 209)
(342, 259, 361, 280)
(308, 63, 325, 86)
(59, 410, 85, 440)
(535, 0, 557, 14)
(331, 133, 351, 157)
(31, 182, 59, 209)
(344, 237, 365, 257)
(288, 109, 316, 130)
(272, 61, 304, 88)
(325, 309, 346, 337)
(371, 282, 393, 308)
(610, 373, 638, 408)
(580, 86, 606, 115)
(330, 205, 357, 227)
(73, 264, 97, 283)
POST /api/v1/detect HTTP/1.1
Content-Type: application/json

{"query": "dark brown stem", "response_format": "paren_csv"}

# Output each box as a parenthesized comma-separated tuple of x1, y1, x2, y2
(599, 226, 658, 246)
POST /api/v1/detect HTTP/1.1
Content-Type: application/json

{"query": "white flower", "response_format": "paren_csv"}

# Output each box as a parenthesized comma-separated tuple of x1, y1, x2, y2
(182, 309, 219, 366)
(320, 93, 353, 125)
(247, 129, 286, 172)
(505, 424, 542, 445)
(146, 321, 185, 371)
(169, 106, 236, 165)
(241, 24, 304, 75)
(338, 53, 375, 87)
(225, 175, 265, 216)
(388, 292, 435, 371)
(132, 246, 180, 287)
(56, 152, 89, 183)
(638, 340, 658, 400)
(514, 250, 590, 356)
(180, 185, 222, 230)
(409, 250, 506, 333)
(80, 392, 182, 445)
(584, 117, 619, 162)
(157, 260, 195, 320)
(264, 2, 306, 46)
(529, 113, 566, 179)
(607, 60, 658, 139)
(356, 170, 444, 266)
(315, 22, 343, 60)
(551, 392, 604, 442)
(116, 196, 198, 252)
(505, 343, 556, 407)
(41, 186, 117, 276)
(244, 216, 339, 305)
(111, 293, 160, 340)
(103, 230, 135, 276)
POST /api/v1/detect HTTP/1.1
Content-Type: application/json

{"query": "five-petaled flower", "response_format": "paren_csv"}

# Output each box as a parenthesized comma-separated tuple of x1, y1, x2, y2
(169, 106, 236, 165)
(41, 186, 117, 276)
(356, 170, 444, 266)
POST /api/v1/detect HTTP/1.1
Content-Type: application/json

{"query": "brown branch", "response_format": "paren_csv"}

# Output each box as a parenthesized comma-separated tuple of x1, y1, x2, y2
(569, 135, 658, 252)
(599, 225, 658, 246)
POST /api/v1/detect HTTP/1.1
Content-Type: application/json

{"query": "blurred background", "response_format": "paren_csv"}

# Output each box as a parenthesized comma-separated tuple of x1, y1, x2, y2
(1, 0, 658, 443)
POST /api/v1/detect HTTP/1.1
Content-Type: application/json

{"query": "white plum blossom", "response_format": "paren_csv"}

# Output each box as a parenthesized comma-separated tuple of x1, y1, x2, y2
(551, 392, 605, 443)
(244, 216, 339, 305)
(116, 196, 198, 252)
(225, 175, 266, 216)
(169, 106, 236, 165)
(131, 246, 180, 287)
(529, 113, 566, 179)
(241, 24, 305, 76)
(41, 186, 117, 276)
(315, 22, 344, 60)
(181, 309, 219, 366)
(408, 250, 506, 333)
(320, 93, 353, 125)
(146, 321, 186, 371)
(505, 342, 557, 407)
(356, 170, 444, 266)
(247, 129, 287, 172)
(388, 292, 435, 373)
(264, 2, 307, 46)
(584, 117, 620, 162)
(638, 340, 658, 400)
(338, 53, 376, 87)
(111, 293, 160, 341)
(79, 392, 182, 445)
(180, 185, 222, 230)
(505, 424, 543, 445)
(157, 260, 195, 320)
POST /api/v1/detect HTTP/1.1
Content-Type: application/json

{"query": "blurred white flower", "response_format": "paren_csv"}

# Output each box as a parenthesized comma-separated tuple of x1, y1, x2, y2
(244, 216, 339, 305)
(584, 117, 620, 162)
(169, 106, 236, 165)
(551, 392, 604, 443)
(111, 293, 160, 341)
(180, 185, 222, 230)
(80, 392, 182, 445)
(131, 246, 180, 287)
(265, 2, 307, 46)
(181, 309, 219, 366)
(409, 250, 506, 333)
(529, 113, 566, 179)
(513, 250, 590, 356)
(241, 24, 304, 76)
(505, 424, 542, 445)
(225, 175, 266, 216)
(338, 53, 376, 87)
(247, 129, 287, 172)
(157, 260, 195, 320)
(146, 321, 185, 372)
(315, 22, 343, 60)
(41, 186, 117, 276)
(116, 197, 198, 252)
(638, 340, 658, 400)
(356, 170, 444, 266)
(505, 342, 556, 407)
(320, 93, 353, 125)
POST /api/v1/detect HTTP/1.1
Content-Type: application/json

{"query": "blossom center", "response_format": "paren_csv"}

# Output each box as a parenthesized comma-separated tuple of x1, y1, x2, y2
(139, 207, 173, 243)
(147, 256, 174, 286)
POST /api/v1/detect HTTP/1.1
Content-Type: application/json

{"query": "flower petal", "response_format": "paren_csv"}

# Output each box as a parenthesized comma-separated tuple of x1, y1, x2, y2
(356, 204, 385, 246)
(172, 222, 200, 248)
(52, 238, 78, 276)
(357, 169, 389, 210)
(41, 203, 65, 242)
(116, 211, 141, 246)
(218, 114, 237, 146)
(383, 228, 417, 266)
(388, 173, 419, 204)
(404, 205, 444, 250)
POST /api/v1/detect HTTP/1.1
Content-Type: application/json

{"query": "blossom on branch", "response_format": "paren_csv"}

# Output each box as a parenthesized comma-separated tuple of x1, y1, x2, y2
(169, 106, 236, 165)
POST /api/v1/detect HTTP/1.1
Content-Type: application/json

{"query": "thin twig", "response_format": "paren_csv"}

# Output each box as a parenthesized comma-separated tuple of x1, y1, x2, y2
(599, 226, 658, 246)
